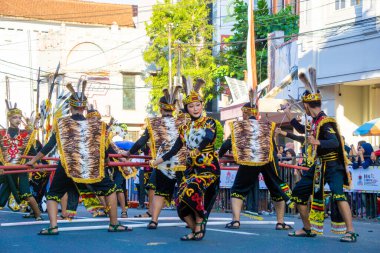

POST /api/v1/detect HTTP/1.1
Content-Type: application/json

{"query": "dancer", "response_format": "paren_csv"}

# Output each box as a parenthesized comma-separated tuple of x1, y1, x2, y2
(151, 78, 219, 241)
(0, 101, 42, 220)
(123, 96, 179, 218)
(282, 68, 357, 242)
(27, 81, 133, 235)
(142, 87, 186, 229)
(218, 88, 293, 230)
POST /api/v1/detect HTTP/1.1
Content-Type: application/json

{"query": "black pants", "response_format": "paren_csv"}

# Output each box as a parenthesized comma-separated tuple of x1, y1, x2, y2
(155, 170, 184, 203)
(137, 169, 146, 207)
(46, 163, 116, 203)
(0, 173, 32, 206)
(231, 161, 291, 203)
(292, 161, 347, 205)
(145, 169, 156, 191)
(109, 168, 126, 193)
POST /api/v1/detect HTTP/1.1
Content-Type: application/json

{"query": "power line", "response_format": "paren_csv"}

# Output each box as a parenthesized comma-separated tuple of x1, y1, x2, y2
(1, 21, 376, 77)
(0, 60, 150, 89)
(0, 71, 150, 90)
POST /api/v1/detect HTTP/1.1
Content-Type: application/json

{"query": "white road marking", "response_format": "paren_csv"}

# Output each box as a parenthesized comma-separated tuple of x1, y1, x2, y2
(207, 228, 259, 235)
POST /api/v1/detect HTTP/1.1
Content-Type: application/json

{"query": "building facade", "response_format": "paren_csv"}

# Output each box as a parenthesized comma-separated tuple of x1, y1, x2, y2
(0, 0, 156, 141)
(298, 0, 380, 147)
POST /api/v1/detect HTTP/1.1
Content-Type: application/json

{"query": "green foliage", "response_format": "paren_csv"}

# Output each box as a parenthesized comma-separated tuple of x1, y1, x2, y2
(143, 0, 216, 112)
(118, 123, 128, 132)
(214, 119, 224, 150)
(213, 0, 299, 83)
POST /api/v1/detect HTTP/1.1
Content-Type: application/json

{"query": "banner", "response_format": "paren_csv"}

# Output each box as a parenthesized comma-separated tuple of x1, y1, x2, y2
(349, 165, 380, 192)
(220, 169, 236, 188)
(219, 166, 380, 192)
(219, 169, 267, 189)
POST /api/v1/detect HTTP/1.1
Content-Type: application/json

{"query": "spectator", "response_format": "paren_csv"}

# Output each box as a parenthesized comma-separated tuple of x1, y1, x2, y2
(353, 143, 374, 169)
(284, 148, 302, 184)
(277, 145, 285, 160)
(285, 142, 294, 153)
(370, 151, 380, 166)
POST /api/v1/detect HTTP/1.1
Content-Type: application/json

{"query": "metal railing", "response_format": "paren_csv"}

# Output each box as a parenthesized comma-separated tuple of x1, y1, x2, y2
(1, 155, 378, 219)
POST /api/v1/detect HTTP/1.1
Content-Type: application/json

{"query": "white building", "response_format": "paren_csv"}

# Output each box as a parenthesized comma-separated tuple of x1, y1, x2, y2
(298, 0, 380, 147)
(0, 0, 157, 140)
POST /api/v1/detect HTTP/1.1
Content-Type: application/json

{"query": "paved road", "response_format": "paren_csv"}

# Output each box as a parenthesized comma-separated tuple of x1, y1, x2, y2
(0, 206, 379, 253)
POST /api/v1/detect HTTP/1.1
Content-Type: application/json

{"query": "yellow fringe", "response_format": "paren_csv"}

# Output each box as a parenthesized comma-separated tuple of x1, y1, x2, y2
(20, 130, 37, 165)
(115, 156, 138, 180)
(145, 118, 157, 159)
(242, 212, 264, 221)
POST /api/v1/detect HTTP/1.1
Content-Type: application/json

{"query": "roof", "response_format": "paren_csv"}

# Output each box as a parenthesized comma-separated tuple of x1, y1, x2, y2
(0, 0, 135, 27)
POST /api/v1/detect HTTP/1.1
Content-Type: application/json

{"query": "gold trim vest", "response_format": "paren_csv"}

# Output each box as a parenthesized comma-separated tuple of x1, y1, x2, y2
(230, 120, 276, 166)
(146, 116, 187, 176)
(54, 117, 106, 183)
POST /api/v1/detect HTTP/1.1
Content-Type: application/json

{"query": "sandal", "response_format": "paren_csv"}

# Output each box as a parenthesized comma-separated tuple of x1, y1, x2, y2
(134, 211, 152, 218)
(275, 222, 293, 230)
(108, 223, 133, 232)
(93, 210, 108, 217)
(35, 216, 44, 221)
(194, 220, 206, 241)
(288, 227, 316, 237)
(121, 211, 128, 218)
(225, 220, 240, 229)
(340, 231, 358, 243)
(58, 215, 71, 220)
(38, 226, 59, 235)
(23, 213, 35, 219)
(147, 220, 158, 230)
(180, 231, 195, 241)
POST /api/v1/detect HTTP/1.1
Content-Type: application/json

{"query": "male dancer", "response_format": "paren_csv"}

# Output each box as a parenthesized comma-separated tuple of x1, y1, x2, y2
(219, 89, 294, 230)
(283, 68, 356, 242)
(0, 101, 42, 220)
(123, 95, 175, 218)
(27, 82, 132, 234)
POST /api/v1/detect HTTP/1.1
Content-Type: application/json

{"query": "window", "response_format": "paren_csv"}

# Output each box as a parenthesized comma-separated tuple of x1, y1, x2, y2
(126, 131, 140, 142)
(335, 0, 346, 10)
(336, 0, 360, 10)
(123, 74, 136, 110)
(278, 0, 285, 10)
(350, 0, 361, 6)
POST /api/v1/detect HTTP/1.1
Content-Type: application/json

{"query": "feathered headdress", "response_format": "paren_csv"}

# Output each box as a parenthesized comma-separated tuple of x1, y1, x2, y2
(67, 77, 87, 108)
(299, 67, 321, 103)
(160, 84, 182, 112)
(5, 100, 22, 118)
(241, 87, 261, 116)
(241, 70, 261, 116)
(87, 103, 101, 119)
(23, 112, 37, 131)
(182, 76, 205, 106)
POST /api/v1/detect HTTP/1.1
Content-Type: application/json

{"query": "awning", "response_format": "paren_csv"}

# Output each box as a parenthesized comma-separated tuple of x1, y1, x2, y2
(220, 68, 299, 123)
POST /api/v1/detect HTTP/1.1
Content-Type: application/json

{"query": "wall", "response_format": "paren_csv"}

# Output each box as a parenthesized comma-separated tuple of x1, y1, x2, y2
(298, 0, 380, 147)
(0, 8, 151, 128)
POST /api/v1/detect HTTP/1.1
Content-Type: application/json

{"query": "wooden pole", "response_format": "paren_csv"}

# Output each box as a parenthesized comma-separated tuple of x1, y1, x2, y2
(247, 1, 257, 90)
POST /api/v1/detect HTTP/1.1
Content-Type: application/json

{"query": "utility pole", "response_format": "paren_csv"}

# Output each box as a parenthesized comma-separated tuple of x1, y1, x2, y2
(168, 24, 173, 92)
(5, 76, 10, 127)
(176, 42, 182, 86)
(5, 76, 10, 101)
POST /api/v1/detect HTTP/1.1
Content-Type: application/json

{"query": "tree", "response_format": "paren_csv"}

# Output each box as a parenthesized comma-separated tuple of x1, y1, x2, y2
(212, 0, 299, 83)
(143, 0, 216, 112)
